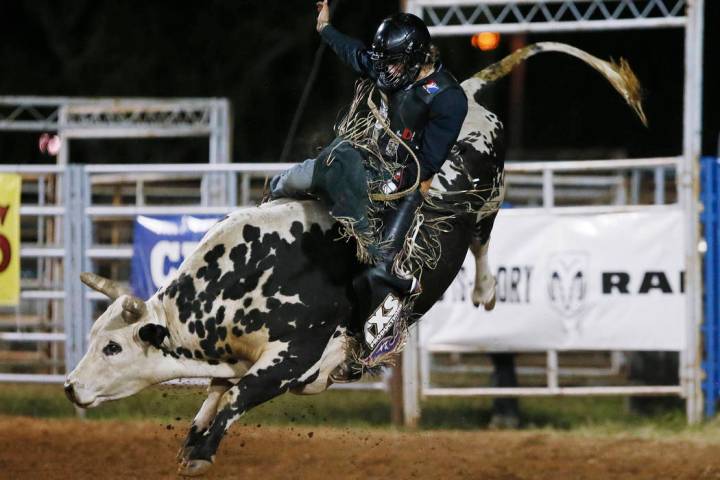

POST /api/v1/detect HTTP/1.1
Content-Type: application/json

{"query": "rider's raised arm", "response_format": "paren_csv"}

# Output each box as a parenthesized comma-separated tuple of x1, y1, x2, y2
(315, 0, 373, 77)
(319, 25, 375, 78)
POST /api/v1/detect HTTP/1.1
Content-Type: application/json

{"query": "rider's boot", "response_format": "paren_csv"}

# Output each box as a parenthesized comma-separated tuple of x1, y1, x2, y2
(362, 190, 424, 297)
(329, 191, 424, 384)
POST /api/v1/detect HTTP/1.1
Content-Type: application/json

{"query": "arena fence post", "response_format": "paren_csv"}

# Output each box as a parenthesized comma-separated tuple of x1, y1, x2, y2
(402, 324, 421, 427)
(701, 156, 720, 418)
(62, 165, 88, 373)
(681, 0, 705, 425)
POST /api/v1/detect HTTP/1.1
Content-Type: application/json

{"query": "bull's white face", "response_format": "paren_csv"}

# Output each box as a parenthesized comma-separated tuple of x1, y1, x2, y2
(64, 296, 166, 408)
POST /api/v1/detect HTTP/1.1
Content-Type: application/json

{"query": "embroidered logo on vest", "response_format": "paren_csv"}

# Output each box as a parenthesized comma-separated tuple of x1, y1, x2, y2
(423, 80, 440, 94)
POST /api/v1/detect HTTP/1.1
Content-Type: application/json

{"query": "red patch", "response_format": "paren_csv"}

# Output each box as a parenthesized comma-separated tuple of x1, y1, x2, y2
(401, 128, 414, 141)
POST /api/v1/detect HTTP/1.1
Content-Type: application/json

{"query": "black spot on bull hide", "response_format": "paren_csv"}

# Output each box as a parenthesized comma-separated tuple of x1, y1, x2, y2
(163, 219, 360, 363)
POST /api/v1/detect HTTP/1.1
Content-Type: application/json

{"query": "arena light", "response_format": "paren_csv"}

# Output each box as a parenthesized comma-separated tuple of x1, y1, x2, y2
(471, 32, 500, 51)
(38, 133, 61, 156)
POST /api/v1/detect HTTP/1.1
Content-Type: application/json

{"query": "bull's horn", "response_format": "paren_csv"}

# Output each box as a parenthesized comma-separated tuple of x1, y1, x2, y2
(80, 272, 123, 300)
(121, 295, 147, 323)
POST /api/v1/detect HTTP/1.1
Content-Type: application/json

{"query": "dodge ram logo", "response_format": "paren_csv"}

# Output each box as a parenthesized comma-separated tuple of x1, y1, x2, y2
(547, 252, 588, 318)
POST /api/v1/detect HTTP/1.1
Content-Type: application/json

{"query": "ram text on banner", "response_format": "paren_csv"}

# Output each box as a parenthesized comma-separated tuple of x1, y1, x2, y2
(0, 174, 21, 306)
(130, 215, 221, 300)
(420, 209, 685, 352)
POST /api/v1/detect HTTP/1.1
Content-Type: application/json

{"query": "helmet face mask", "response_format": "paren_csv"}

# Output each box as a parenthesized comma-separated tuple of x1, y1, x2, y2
(370, 13, 431, 92)
(369, 49, 419, 92)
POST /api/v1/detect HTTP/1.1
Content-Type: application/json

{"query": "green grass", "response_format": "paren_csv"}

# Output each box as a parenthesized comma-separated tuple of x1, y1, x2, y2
(6, 382, 720, 447)
(0, 382, 702, 439)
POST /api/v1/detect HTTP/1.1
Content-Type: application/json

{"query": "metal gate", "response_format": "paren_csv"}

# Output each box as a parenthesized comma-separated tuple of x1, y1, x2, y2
(400, 0, 706, 425)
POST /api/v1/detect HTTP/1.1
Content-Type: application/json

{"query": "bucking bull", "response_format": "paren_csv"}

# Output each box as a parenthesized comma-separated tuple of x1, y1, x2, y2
(64, 43, 646, 476)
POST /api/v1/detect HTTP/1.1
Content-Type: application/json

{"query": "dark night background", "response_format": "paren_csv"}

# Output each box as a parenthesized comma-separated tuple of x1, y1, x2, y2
(0, 0, 717, 165)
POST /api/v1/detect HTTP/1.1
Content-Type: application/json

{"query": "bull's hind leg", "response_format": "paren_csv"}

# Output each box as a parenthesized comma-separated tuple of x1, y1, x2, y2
(470, 211, 499, 310)
(177, 378, 237, 462)
(178, 352, 313, 476)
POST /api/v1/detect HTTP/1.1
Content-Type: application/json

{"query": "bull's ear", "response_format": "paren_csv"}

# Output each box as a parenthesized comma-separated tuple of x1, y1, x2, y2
(138, 324, 169, 349)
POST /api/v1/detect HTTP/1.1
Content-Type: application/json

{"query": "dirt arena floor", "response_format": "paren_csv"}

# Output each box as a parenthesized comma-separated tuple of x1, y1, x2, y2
(1, 416, 719, 480)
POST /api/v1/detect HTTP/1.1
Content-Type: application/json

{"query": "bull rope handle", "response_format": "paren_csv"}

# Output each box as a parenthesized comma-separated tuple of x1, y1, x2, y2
(366, 94, 421, 202)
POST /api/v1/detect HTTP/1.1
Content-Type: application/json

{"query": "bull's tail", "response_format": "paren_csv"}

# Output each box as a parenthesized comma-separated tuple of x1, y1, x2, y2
(476, 42, 647, 127)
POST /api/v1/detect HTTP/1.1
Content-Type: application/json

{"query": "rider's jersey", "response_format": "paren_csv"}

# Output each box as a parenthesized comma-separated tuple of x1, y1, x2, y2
(320, 25, 468, 180)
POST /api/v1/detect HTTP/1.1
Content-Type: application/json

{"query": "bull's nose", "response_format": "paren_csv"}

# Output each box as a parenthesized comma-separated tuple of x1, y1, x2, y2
(64, 383, 76, 404)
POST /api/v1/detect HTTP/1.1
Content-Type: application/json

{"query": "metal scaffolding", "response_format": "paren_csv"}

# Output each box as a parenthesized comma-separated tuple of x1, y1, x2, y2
(406, 0, 688, 33)
(0, 96, 228, 138)
(0, 97, 233, 379)
(404, 0, 705, 424)
(0, 96, 233, 205)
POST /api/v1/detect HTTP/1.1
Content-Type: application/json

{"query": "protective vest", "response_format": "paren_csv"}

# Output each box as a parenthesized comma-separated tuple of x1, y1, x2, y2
(376, 68, 462, 166)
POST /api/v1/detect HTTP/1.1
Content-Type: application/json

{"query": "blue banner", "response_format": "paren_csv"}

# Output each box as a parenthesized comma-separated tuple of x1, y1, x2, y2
(702, 157, 720, 418)
(130, 215, 221, 300)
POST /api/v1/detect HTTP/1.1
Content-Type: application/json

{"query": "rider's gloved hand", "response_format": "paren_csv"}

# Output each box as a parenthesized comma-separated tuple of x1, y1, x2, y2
(382, 163, 416, 194)
(316, 1, 330, 32)
(381, 163, 433, 195)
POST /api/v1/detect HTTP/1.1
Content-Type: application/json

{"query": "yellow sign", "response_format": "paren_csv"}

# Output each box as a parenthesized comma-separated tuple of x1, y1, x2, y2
(0, 174, 21, 306)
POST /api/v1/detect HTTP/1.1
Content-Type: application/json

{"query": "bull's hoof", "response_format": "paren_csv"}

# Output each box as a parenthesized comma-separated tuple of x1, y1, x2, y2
(178, 459, 213, 477)
(176, 446, 192, 463)
(472, 276, 496, 311)
(483, 291, 496, 311)
(329, 360, 362, 384)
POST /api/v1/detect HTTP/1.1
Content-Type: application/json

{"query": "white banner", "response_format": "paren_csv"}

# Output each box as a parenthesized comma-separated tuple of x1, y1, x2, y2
(420, 209, 685, 352)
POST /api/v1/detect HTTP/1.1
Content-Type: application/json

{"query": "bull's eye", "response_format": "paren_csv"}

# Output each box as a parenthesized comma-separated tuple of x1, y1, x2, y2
(102, 341, 122, 356)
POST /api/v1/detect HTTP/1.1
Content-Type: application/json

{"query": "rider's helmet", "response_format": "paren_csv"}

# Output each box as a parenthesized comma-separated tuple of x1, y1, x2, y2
(369, 13, 432, 92)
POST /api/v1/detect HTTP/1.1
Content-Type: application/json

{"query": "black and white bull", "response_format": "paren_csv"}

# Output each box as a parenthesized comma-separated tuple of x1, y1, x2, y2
(64, 42, 645, 476)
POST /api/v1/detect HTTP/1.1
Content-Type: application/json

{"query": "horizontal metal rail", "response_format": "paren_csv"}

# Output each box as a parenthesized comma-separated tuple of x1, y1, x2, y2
(85, 163, 295, 174)
(0, 96, 224, 106)
(85, 206, 234, 217)
(330, 382, 388, 391)
(0, 373, 66, 384)
(505, 157, 679, 173)
(508, 173, 624, 186)
(427, 18, 686, 34)
(19, 206, 65, 216)
(431, 364, 620, 378)
(490, 203, 680, 216)
(60, 127, 213, 139)
(423, 386, 684, 397)
(0, 158, 678, 176)
(87, 246, 134, 259)
(20, 290, 65, 300)
(21, 246, 65, 258)
(509, 188, 617, 201)
(0, 332, 66, 342)
(0, 165, 66, 174)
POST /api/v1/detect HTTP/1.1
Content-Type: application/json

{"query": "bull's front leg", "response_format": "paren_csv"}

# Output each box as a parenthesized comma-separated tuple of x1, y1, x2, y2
(177, 377, 237, 462)
(177, 354, 308, 477)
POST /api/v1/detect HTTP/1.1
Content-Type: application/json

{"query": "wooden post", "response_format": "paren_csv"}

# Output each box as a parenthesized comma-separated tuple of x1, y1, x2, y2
(390, 358, 404, 426)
